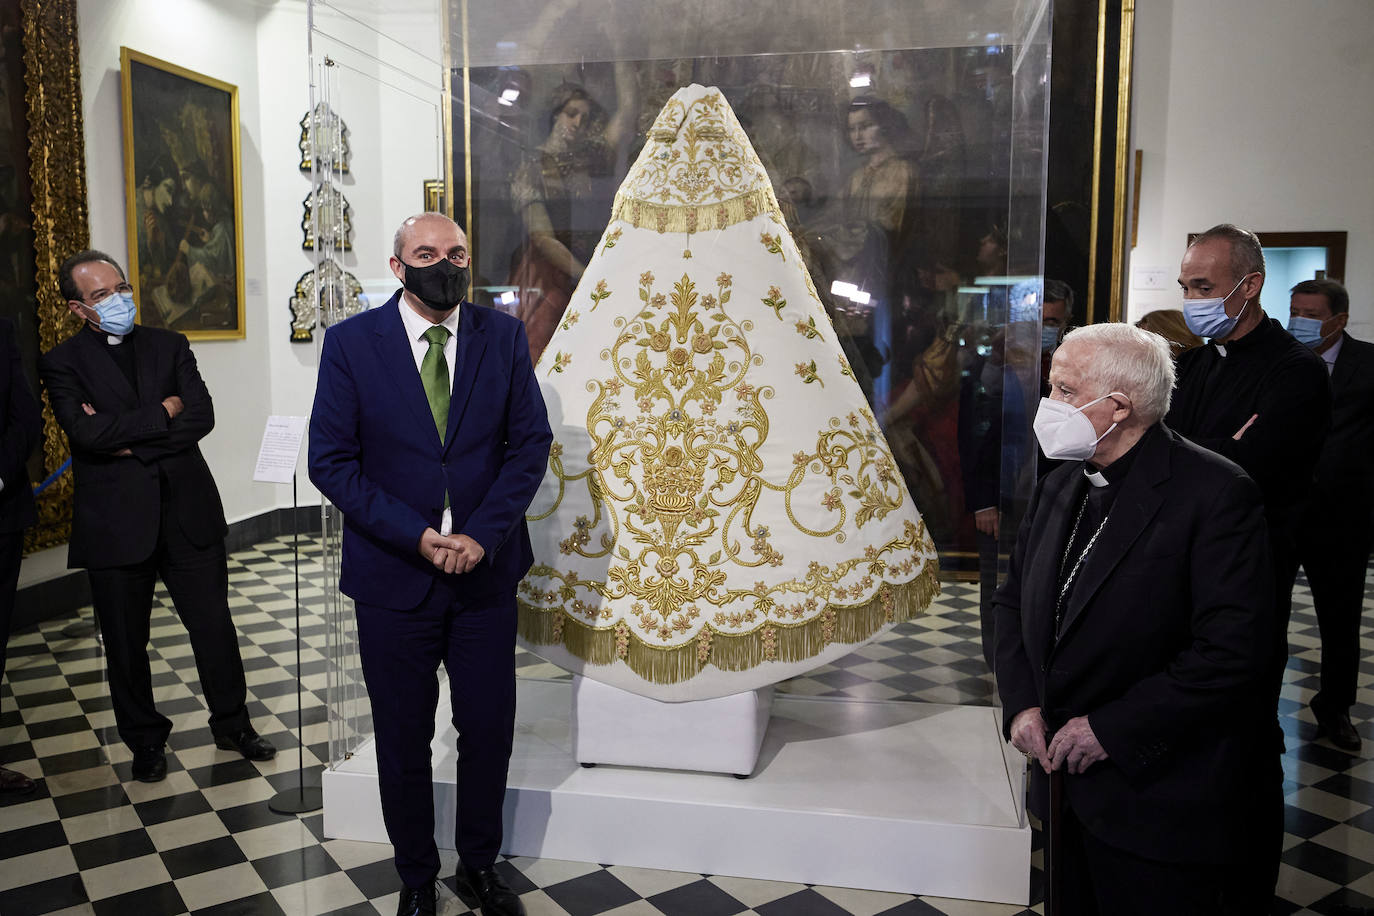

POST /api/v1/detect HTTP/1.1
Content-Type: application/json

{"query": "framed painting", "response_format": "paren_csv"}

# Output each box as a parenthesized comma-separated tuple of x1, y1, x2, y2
(119, 48, 244, 339)
(7, 0, 90, 553)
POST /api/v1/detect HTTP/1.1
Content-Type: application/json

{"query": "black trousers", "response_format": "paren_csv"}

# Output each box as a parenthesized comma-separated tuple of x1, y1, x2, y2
(1219, 521, 1300, 914)
(0, 530, 23, 693)
(1295, 510, 1372, 715)
(1055, 803, 1226, 916)
(356, 577, 518, 889)
(86, 504, 248, 750)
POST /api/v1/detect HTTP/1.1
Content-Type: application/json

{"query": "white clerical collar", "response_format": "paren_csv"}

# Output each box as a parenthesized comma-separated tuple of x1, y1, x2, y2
(106, 333, 125, 345)
(1214, 343, 1227, 358)
(1084, 468, 1109, 488)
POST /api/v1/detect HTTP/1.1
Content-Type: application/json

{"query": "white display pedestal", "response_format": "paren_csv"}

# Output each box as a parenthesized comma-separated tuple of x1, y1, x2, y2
(323, 678, 1031, 905)
(571, 675, 772, 776)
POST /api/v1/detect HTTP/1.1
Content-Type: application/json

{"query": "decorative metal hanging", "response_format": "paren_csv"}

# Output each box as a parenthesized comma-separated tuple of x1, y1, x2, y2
(301, 183, 352, 251)
(288, 259, 365, 342)
(298, 102, 350, 173)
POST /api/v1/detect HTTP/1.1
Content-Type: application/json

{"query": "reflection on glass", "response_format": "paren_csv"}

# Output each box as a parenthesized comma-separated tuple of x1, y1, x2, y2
(460, 45, 1045, 576)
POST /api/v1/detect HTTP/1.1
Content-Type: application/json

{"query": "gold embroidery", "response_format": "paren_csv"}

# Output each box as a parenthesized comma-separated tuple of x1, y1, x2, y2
(522, 86, 938, 689)
(588, 279, 610, 310)
(759, 231, 785, 259)
(610, 90, 785, 235)
(518, 564, 940, 686)
(523, 259, 936, 682)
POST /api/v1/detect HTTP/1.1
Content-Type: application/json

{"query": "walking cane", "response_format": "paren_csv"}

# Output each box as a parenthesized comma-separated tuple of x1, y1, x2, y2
(1045, 767, 1064, 916)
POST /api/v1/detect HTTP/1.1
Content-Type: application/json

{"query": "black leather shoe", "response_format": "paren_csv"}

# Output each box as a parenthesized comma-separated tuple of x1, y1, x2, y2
(131, 744, 167, 783)
(214, 727, 277, 761)
(1315, 708, 1362, 752)
(395, 881, 436, 916)
(459, 864, 525, 916)
(0, 764, 36, 794)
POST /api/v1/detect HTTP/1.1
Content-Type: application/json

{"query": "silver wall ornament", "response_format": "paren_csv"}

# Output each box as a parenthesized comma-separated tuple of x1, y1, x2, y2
(298, 102, 350, 173)
(289, 259, 365, 342)
(302, 184, 353, 251)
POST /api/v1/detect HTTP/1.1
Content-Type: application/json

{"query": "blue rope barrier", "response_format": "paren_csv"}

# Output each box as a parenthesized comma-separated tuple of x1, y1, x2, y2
(32, 457, 71, 496)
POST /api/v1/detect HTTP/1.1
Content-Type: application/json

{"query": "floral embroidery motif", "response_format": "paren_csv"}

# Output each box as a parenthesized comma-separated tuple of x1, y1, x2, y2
(795, 360, 823, 387)
(588, 279, 611, 310)
(546, 351, 572, 375)
(761, 285, 786, 320)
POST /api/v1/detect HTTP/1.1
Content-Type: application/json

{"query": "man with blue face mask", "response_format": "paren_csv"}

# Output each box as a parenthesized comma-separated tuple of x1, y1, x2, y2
(1287, 277, 1374, 753)
(1164, 223, 1331, 912)
(39, 250, 274, 785)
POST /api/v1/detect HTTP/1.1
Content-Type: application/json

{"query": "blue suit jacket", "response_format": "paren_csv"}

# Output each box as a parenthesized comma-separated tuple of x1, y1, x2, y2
(308, 292, 552, 610)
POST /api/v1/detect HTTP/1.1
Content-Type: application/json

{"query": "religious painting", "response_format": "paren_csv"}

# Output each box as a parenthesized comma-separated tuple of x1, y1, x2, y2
(120, 48, 244, 339)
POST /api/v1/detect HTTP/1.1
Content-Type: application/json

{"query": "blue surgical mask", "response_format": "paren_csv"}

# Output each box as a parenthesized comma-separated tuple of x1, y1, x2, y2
(1287, 315, 1322, 347)
(1287, 314, 1335, 349)
(1041, 325, 1061, 353)
(92, 290, 137, 336)
(1183, 273, 1252, 339)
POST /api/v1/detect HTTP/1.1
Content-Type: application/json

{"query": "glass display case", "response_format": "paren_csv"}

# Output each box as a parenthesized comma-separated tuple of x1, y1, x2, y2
(312, 0, 1050, 832)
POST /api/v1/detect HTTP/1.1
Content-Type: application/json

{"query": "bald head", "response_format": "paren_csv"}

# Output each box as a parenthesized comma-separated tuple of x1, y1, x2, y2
(393, 212, 466, 259)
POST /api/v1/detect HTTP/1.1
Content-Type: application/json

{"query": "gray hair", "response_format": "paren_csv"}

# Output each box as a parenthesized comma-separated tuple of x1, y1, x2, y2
(1043, 278, 1075, 318)
(1059, 322, 1175, 424)
(1191, 223, 1266, 282)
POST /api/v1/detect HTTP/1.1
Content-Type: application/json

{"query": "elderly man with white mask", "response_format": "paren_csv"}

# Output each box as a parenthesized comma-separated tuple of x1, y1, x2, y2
(994, 322, 1274, 915)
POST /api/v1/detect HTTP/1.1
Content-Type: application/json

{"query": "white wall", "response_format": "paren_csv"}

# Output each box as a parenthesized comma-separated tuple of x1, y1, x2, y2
(1127, 0, 1374, 332)
(79, 0, 284, 521)
(76, 0, 445, 519)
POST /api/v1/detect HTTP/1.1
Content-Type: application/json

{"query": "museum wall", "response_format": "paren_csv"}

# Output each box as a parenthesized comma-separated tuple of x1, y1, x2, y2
(74, 0, 444, 518)
(1127, 0, 1374, 330)
(78, 0, 283, 521)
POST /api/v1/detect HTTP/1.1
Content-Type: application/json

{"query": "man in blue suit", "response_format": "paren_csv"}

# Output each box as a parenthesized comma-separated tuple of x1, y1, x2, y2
(309, 213, 551, 916)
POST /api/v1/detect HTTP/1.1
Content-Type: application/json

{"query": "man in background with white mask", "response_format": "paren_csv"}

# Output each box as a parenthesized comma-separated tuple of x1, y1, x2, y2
(1165, 223, 1330, 912)
(995, 323, 1272, 914)
(40, 250, 273, 784)
(1288, 277, 1374, 752)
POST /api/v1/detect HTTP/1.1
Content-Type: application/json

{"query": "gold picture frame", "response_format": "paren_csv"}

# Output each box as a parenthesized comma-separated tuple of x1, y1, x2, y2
(119, 48, 245, 340)
(423, 178, 445, 214)
(24, 0, 90, 552)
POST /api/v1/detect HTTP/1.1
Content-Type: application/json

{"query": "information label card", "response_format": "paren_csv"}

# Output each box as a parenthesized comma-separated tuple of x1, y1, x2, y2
(253, 415, 309, 483)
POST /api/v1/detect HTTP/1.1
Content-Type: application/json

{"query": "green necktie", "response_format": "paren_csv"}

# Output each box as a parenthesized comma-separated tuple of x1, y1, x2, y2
(420, 324, 450, 442)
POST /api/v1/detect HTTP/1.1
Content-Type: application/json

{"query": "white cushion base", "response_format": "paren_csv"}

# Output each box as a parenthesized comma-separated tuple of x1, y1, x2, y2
(571, 675, 773, 776)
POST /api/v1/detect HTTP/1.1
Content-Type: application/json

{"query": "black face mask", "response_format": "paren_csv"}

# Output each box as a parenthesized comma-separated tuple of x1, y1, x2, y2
(401, 259, 469, 312)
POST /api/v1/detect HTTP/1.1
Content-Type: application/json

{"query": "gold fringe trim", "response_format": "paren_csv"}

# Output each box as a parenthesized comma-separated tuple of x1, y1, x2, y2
(610, 186, 783, 235)
(518, 563, 941, 687)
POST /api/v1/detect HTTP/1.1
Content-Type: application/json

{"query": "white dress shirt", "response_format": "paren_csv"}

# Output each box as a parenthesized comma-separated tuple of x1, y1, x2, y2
(1322, 333, 1343, 375)
(397, 294, 462, 534)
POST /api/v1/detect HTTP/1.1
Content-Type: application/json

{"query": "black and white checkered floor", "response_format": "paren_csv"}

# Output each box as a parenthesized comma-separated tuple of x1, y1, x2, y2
(2, 535, 1372, 915)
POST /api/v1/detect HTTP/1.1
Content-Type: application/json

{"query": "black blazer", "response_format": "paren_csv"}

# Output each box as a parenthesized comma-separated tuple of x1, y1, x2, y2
(40, 326, 226, 569)
(0, 318, 40, 533)
(994, 424, 1273, 864)
(1311, 333, 1374, 513)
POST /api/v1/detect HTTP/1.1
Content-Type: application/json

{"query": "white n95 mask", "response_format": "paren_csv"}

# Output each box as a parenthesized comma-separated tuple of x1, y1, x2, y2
(1033, 393, 1123, 461)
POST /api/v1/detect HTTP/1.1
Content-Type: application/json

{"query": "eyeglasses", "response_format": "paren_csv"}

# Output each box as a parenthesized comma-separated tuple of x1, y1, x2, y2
(84, 283, 133, 304)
